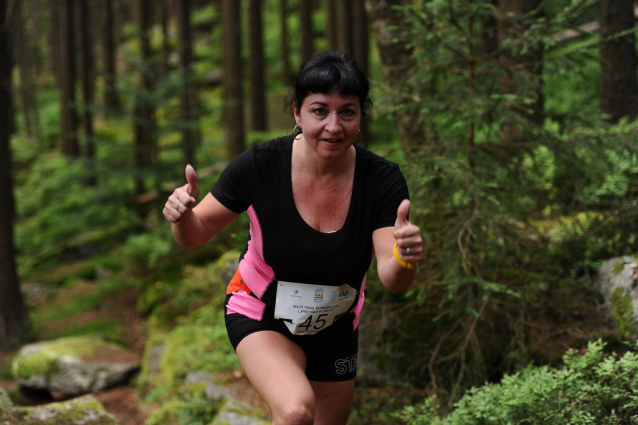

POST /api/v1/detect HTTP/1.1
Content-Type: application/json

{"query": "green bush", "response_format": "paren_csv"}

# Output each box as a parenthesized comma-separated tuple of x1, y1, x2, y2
(361, 0, 638, 403)
(14, 152, 140, 272)
(399, 340, 638, 424)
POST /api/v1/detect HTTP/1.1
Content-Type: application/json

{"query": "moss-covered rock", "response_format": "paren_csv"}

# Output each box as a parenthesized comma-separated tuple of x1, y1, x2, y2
(0, 395, 120, 424)
(610, 287, 637, 341)
(0, 384, 12, 409)
(599, 256, 638, 342)
(12, 335, 140, 395)
(211, 398, 270, 425)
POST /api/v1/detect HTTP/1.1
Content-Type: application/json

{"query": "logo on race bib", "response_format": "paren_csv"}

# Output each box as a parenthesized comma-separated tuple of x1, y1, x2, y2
(329, 291, 338, 301)
(314, 288, 324, 303)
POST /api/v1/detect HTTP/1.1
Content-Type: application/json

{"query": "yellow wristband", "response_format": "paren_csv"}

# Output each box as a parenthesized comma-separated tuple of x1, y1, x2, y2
(394, 243, 414, 269)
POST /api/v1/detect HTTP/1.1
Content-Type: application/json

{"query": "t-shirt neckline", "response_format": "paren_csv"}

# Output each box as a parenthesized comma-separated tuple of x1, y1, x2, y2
(286, 136, 360, 236)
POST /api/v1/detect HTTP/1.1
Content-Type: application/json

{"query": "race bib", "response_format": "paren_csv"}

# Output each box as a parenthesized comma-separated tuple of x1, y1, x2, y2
(274, 281, 358, 335)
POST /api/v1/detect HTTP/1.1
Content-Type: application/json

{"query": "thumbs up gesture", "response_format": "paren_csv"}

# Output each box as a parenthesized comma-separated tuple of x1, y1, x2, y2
(393, 199, 422, 264)
(163, 164, 200, 223)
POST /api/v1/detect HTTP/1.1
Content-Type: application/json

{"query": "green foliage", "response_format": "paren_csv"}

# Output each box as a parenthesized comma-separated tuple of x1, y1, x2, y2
(400, 340, 638, 424)
(366, 0, 638, 404)
(123, 228, 174, 269)
(610, 287, 636, 341)
(144, 393, 218, 425)
(14, 151, 140, 272)
(136, 253, 241, 417)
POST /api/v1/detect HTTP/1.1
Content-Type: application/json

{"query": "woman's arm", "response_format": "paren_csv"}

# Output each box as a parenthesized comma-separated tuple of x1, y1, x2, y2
(164, 165, 240, 248)
(372, 199, 422, 294)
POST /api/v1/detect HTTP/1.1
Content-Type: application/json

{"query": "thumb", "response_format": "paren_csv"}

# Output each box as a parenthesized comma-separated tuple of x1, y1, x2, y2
(395, 199, 410, 228)
(185, 164, 199, 196)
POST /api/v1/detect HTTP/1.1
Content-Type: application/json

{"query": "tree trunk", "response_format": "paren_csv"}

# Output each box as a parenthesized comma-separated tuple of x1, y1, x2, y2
(336, 0, 353, 55)
(0, 0, 30, 350)
(365, 0, 420, 145)
(326, 0, 337, 50)
(80, 0, 96, 185)
(249, 0, 266, 132)
(279, 0, 291, 84)
(299, 0, 313, 62)
(161, 0, 172, 76)
(352, 0, 369, 145)
(178, 0, 197, 167)
(222, 0, 244, 157)
(133, 0, 155, 199)
(497, 0, 544, 141)
(60, 0, 80, 157)
(50, 0, 61, 89)
(11, 2, 41, 141)
(599, 0, 638, 123)
(102, 0, 120, 113)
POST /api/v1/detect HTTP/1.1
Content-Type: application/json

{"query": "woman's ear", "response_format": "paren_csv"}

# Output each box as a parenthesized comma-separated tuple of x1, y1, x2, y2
(292, 103, 300, 121)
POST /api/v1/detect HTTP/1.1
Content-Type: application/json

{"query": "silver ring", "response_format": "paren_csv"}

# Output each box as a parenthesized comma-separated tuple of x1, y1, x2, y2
(176, 202, 180, 211)
(406, 247, 411, 255)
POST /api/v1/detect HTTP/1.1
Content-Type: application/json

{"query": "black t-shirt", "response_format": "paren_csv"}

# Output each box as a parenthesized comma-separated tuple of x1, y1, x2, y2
(212, 135, 409, 311)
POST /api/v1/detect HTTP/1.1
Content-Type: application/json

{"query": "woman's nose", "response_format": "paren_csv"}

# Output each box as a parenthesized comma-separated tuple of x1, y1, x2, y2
(325, 113, 341, 132)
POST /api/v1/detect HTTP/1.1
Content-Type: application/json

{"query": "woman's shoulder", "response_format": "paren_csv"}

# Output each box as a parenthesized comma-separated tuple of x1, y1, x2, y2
(251, 134, 294, 154)
(354, 144, 401, 172)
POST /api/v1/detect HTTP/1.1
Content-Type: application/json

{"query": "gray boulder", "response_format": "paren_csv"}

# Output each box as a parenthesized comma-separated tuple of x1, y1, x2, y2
(599, 256, 638, 341)
(0, 394, 120, 424)
(184, 371, 269, 425)
(185, 371, 233, 402)
(12, 336, 140, 395)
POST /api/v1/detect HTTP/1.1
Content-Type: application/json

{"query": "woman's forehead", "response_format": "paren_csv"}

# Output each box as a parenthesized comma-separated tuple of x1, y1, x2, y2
(302, 92, 360, 107)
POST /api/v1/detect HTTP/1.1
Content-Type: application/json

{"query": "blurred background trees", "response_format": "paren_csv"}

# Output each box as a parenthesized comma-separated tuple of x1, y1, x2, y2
(1, 0, 638, 418)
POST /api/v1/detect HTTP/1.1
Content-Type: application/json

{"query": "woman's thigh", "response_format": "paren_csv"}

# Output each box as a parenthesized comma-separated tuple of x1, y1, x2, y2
(310, 379, 356, 425)
(236, 330, 315, 424)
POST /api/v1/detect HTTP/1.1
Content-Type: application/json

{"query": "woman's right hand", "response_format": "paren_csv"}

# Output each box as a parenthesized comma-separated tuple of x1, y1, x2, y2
(163, 164, 200, 223)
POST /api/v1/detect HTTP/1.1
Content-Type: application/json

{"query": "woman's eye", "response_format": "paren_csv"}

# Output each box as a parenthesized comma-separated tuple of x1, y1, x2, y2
(312, 108, 328, 115)
(340, 109, 355, 117)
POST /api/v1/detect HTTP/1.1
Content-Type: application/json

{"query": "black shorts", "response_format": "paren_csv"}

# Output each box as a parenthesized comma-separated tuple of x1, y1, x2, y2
(225, 295, 359, 382)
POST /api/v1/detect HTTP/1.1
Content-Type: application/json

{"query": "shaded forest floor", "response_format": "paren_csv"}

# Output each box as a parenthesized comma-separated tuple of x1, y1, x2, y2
(0, 258, 425, 424)
(0, 269, 271, 425)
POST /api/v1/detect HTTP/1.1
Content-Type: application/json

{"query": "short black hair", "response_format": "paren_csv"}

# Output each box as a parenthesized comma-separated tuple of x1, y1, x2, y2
(288, 51, 373, 118)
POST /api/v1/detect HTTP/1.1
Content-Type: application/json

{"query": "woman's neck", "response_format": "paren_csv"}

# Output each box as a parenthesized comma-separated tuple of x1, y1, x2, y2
(292, 136, 355, 180)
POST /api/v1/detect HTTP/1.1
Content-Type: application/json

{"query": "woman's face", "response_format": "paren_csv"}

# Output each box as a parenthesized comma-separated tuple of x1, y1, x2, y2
(293, 91, 361, 161)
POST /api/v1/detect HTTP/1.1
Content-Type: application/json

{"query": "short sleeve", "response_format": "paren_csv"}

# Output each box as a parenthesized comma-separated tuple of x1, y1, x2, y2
(372, 164, 410, 230)
(210, 145, 254, 213)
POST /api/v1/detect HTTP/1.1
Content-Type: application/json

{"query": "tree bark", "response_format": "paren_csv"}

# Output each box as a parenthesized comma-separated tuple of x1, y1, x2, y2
(102, 0, 120, 112)
(279, 0, 292, 84)
(133, 0, 155, 199)
(299, 0, 313, 62)
(326, 0, 337, 50)
(365, 0, 420, 145)
(599, 0, 638, 123)
(50, 0, 61, 89)
(0, 0, 30, 350)
(161, 0, 171, 76)
(60, 0, 80, 157)
(11, 2, 40, 141)
(178, 0, 197, 167)
(336, 0, 353, 55)
(249, 0, 266, 132)
(80, 0, 96, 185)
(222, 0, 244, 157)
(352, 0, 369, 145)
(497, 0, 544, 141)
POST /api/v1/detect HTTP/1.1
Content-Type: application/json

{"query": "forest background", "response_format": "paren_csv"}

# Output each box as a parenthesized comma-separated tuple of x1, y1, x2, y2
(1, 0, 638, 423)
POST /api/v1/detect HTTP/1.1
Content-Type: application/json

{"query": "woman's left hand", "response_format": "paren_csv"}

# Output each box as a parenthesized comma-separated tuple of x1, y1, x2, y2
(394, 200, 422, 265)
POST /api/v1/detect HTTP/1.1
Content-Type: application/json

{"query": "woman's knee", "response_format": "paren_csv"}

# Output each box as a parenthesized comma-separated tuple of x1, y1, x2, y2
(275, 399, 315, 425)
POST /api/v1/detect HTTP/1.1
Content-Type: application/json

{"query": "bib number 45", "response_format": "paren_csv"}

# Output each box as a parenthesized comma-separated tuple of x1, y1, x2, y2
(297, 312, 345, 332)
